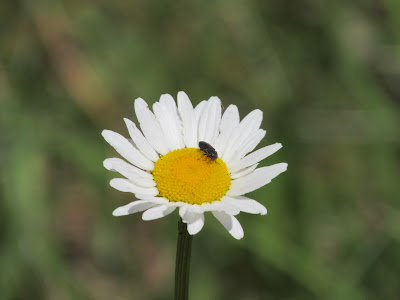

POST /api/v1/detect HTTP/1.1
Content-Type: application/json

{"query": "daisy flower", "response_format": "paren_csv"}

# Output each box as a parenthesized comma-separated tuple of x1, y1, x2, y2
(102, 92, 287, 239)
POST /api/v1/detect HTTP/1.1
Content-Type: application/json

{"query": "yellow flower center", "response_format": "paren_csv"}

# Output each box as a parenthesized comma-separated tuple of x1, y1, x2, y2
(152, 148, 231, 205)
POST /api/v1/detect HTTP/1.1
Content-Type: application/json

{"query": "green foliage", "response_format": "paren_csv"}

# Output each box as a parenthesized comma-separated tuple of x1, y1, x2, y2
(1, 0, 399, 299)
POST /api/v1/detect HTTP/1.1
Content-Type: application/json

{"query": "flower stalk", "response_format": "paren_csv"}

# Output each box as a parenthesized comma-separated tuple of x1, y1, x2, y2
(175, 218, 193, 300)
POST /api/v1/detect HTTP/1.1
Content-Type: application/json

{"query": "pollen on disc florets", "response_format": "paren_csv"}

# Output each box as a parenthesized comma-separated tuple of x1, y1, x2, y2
(152, 148, 231, 205)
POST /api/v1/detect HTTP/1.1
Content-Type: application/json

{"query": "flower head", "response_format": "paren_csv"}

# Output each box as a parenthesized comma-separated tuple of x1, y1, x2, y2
(102, 92, 287, 239)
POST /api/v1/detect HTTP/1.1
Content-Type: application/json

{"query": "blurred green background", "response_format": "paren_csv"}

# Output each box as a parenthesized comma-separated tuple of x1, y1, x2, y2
(1, 0, 399, 299)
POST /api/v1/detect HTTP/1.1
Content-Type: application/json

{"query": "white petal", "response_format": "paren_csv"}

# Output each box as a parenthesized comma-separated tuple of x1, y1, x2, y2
(194, 100, 207, 143)
(179, 206, 201, 223)
(221, 109, 263, 163)
(229, 143, 283, 173)
(102, 130, 154, 170)
(177, 91, 198, 148)
(194, 100, 207, 122)
(221, 196, 267, 215)
(212, 211, 244, 240)
(167, 201, 187, 208)
(187, 214, 205, 235)
(113, 200, 158, 216)
(142, 204, 176, 220)
(197, 100, 210, 143)
(230, 163, 258, 179)
(197, 97, 221, 145)
(103, 158, 153, 178)
(133, 196, 169, 204)
(226, 129, 266, 167)
(214, 105, 239, 154)
(219, 105, 240, 134)
(134, 98, 170, 155)
(104, 158, 155, 187)
(182, 204, 203, 214)
(134, 194, 163, 203)
(153, 94, 185, 150)
(110, 178, 159, 196)
(200, 202, 240, 215)
(124, 118, 160, 162)
(218, 202, 241, 215)
(238, 109, 263, 136)
(227, 163, 288, 196)
(207, 97, 222, 145)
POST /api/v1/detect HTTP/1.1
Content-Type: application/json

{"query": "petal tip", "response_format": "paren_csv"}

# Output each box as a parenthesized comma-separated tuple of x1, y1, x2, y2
(103, 159, 112, 170)
(134, 97, 148, 109)
(160, 93, 175, 102)
(254, 109, 263, 116)
(112, 208, 125, 216)
(233, 232, 244, 240)
(141, 215, 150, 221)
(209, 96, 221, 102)
(101, 129, 111, 138)
(178, 91, 188, 97)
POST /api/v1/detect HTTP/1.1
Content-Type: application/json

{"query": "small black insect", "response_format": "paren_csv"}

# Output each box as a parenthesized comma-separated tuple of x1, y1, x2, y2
(199, 141, 218, 161)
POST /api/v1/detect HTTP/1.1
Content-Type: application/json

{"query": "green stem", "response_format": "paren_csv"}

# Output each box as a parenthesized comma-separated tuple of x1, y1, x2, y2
(174, 218, 193, 300)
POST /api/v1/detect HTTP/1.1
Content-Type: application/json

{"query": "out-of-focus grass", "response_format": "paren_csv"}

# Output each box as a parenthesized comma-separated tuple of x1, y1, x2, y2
(1, 0, 399, 299)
